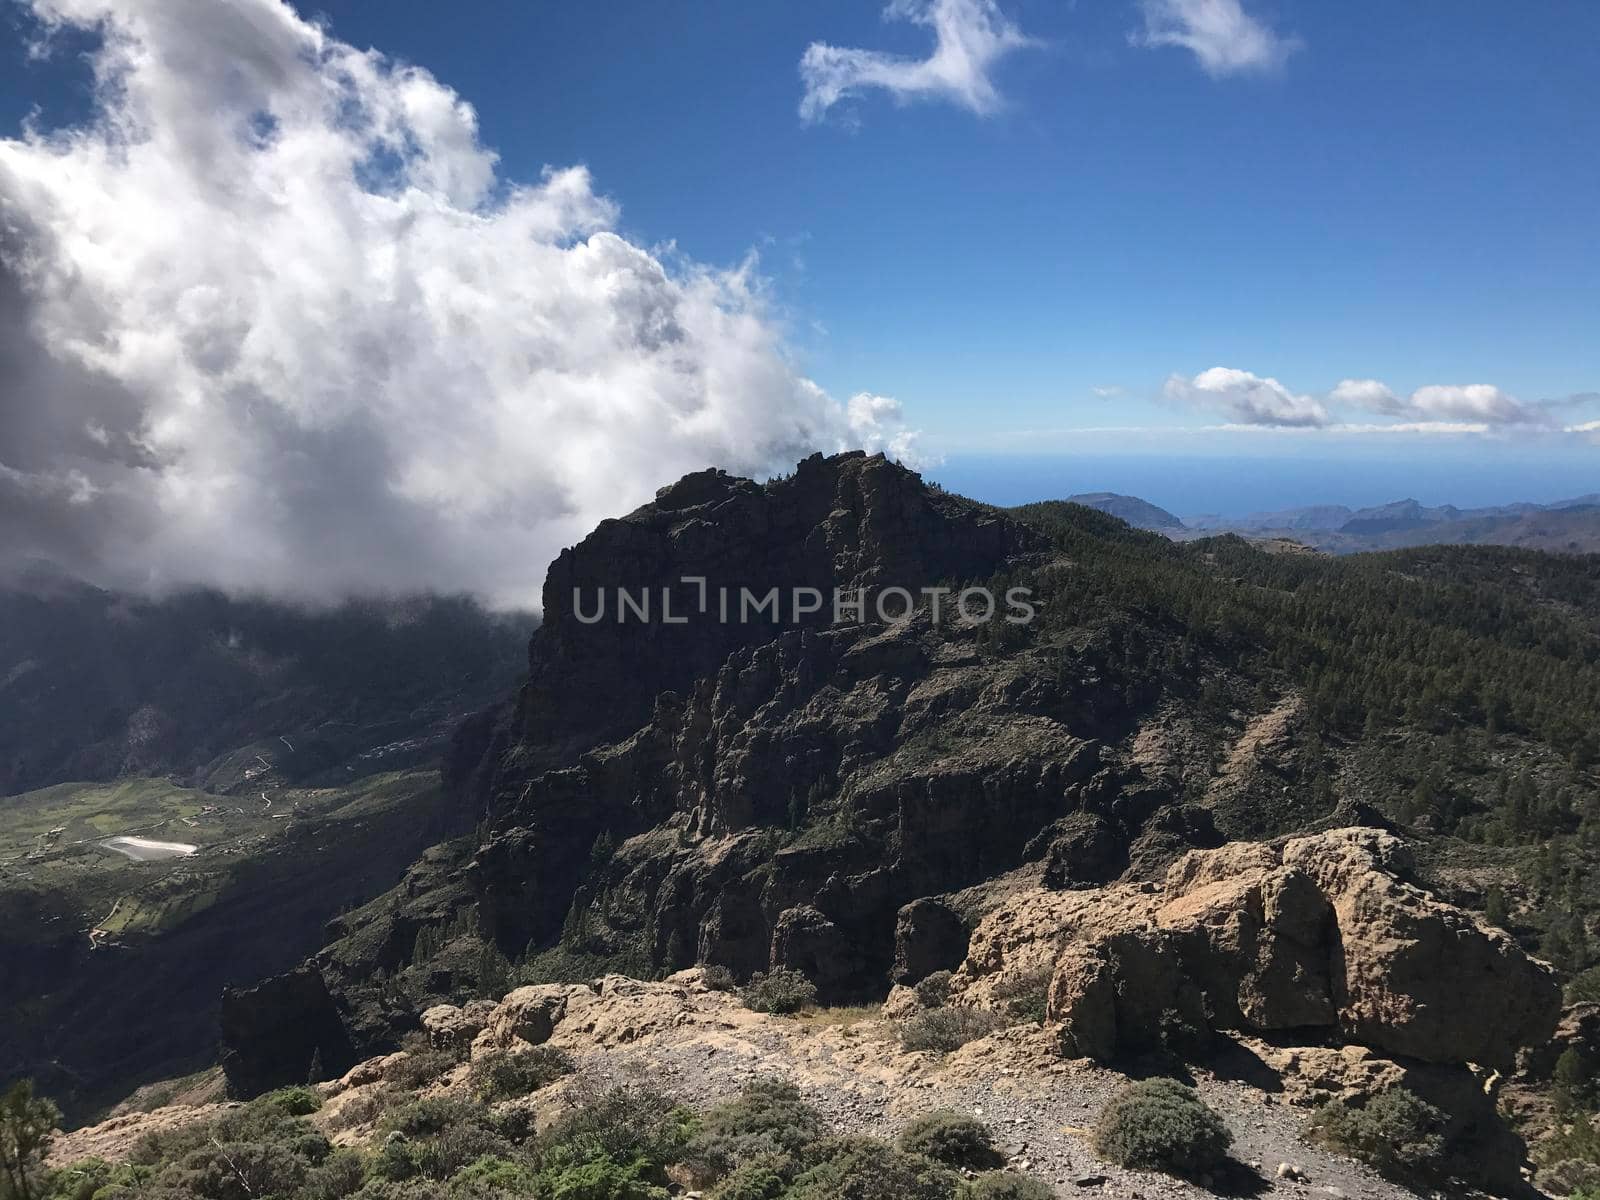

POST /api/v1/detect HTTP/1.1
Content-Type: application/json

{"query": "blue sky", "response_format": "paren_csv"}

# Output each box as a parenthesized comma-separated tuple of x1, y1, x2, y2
(2, 0, 1597, 529)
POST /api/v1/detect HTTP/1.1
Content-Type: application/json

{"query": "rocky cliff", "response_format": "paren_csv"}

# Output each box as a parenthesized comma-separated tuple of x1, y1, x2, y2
(215, 452, 1584, 1179)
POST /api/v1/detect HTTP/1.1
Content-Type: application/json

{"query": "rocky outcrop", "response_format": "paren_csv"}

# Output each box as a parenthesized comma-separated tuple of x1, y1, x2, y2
(891, 898, 969, 985)
(221, 454, 1342, 1075)
(219, 966, 356, 1097)
(955, 827, 1560, 1070)
(1250, 1039, 1532, 1196)
(507, 451, 1041, 774)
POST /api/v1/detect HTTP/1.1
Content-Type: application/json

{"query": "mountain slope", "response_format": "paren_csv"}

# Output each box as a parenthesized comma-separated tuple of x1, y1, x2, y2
(1065, 492, 1185, 531)
(0, 581, 533, 796)
(222, 456, 1600, 1114)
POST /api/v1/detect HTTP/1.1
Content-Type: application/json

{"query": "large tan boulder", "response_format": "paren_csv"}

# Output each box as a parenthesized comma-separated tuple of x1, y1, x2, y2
(955, 827, 1560, 1069)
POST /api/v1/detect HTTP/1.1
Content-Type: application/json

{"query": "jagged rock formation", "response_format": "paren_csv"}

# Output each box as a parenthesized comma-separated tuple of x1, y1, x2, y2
(954, 827, 1560, 1068)
(62, 966, 1550, 1198)
(213, 457, 1313, 1070)
(219, 965, 357, 1097)
(216, 449, 1577, 1165)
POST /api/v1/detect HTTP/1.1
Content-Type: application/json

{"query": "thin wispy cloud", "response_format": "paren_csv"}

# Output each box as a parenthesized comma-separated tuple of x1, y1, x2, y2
(799, 0, 1035, 123)
(0, 0, 918, 605)
(1132, 0, 1301, 76)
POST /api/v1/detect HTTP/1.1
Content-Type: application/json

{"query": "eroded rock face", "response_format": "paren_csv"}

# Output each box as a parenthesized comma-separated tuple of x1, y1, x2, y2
(1251, 1039, 1531, 1197)
(956, 827, 1560, 1070)
(512, 451, 1040, 773)
(891, 898, 969, 985)
(219, 966, 356, 1097)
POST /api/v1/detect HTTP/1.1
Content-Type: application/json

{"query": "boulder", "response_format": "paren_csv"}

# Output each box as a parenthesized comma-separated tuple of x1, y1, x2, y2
(480, 984, 572, 1051)
(891, 897, 969, 985)
(420, 999, 497, 1050)
(770, 905, 870, 1002)
(954, 828, 1560, 1069)
(1040, 814, 1125, 890)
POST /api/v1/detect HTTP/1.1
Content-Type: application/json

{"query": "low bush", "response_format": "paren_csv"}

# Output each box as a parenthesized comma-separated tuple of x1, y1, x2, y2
(1091, 1077, 1232, 1177)
(260, 1085, 323, 1116)
(896, 1006, 1005, 1054)
(895, 1110, 1000, 1169)
(700, 964, 738, 992)
(1307, 1087, 1449, 1184)
(469, 1046, 575, 1101)
(536, 1086, 698, 1172)
(786, 1136, 962, 1200)
(961, 1171, 1056, 1199)
(741, 968, 819, 1015)
(912, 971, 953, 1008)
(682, 1077, 829, 1180)
(990, 969, 1051, 1025)
(391, 1030, 466, 1091)
(707, 1152, 794, 1200)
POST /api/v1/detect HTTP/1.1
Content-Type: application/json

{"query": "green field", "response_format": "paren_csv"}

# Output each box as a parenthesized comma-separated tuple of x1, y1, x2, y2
(0, 770, 441, 941)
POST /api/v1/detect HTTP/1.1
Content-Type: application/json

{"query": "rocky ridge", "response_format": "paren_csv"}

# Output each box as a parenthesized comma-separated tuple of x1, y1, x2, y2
(61, 827, 1561, 1196)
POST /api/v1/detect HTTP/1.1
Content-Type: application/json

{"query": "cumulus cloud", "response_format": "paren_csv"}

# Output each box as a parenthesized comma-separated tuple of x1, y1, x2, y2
(1164, 367, 1330, 427)
(1329, 378, 1403, 414)
(1329, 379, 1540, 425)
(0, 0, 918, 606)
(799, 0, 1034, 123)
(1132, 0, 1301, 76)
(1407, 384, 1535, 425)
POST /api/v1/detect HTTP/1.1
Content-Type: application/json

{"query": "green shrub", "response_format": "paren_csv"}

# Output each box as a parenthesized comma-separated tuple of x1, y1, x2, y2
(961, 1171, 1055, 1200)
(1, 1080, 60, 1200)
(991, 969, 1051, 1025)
(536, 1086, 697, 1175)
(446, 1154, 536, 1196)
(303, 1147, 366, 1199)
(41, 1158, 154, 1200)
(708, 1152, 794, 1200)
(896, 1007, 1005, 1053)
(1307, 1087, 1448, 1184)
(391, 1030, 466, 1090)
(787, 1136, 962, 1200)
(374, 1096, 516, 1181)
(527, 1151, 670, 1199)
(682, 1077, 829, 1180)
(1555, 1047, 1599, 1112)
(701, 964, 738, 992)
(896, 1110, 1001, 1169)
(155, 1139, 314, 1199)
(470, 1046, 576, 1101)
(1569, 965, 1600, 1005)
(913, 971, 953, 1008)
(741, 968, 819, 1015)
(261, 1085, 323, 1116)
(1091, 1077, 1232, 1177)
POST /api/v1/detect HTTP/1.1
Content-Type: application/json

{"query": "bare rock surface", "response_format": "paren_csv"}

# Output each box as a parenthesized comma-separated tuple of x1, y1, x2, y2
(956, 826, 1560, 1070)
(53, 971, 1436, 1199)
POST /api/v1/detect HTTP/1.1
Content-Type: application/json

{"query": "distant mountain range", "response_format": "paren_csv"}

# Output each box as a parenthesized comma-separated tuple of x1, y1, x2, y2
(1064, 492, 1185, 531)
(1068, 492, 1600, 554)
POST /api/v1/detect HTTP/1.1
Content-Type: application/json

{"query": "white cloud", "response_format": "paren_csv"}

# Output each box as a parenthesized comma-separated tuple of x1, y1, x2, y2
(799, 0, 1035, 123)
(0, 0, 918, 606)
(1326, 378, 1542, 426)
(1164, 367, 1330, 427)
(1407, 384, 1535, 425)
(1132, 0, 1301, 76)
(1329, 378, 1403, 414)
